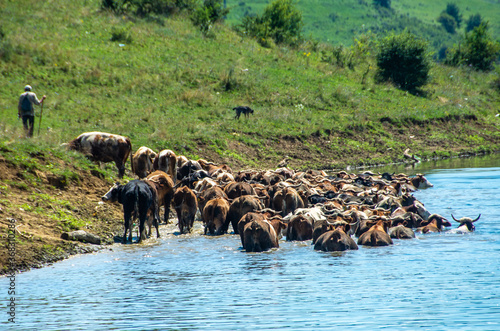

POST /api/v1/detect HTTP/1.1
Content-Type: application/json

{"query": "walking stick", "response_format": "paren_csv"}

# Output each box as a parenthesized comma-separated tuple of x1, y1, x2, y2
(38, 101, 44, 136)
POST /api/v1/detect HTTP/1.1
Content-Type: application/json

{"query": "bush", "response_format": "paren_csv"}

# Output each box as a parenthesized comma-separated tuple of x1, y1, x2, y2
(437, 12, 457, 34)
(235, 0, 303, 46)
(375, 30, 431, 91)
(373, 0, 391, 9)
(102, 0, 195, 16)
(191, 0, 229, 35)
(445, 23, 500, 71)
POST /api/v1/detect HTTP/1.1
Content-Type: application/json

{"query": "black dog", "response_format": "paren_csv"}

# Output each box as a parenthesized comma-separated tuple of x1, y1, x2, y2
(233, 106, 254, 119)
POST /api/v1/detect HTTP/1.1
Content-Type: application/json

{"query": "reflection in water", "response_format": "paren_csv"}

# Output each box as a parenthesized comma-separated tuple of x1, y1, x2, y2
(3, 159, 500, 330)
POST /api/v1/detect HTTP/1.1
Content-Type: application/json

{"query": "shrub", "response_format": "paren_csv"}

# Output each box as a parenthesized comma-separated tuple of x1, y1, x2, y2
(445, 23, 500, 71)
(375, 30, 431, 91)
(437, 12, 457, 34)
(235, 0, 303, 46)
(110, 24, 133, 43)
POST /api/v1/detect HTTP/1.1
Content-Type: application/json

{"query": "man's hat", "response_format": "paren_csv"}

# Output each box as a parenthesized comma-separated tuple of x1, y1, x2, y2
(24, 85, 32, 91)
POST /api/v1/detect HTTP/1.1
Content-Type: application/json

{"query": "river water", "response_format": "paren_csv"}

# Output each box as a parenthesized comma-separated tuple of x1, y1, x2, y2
(3, 155, 500, 330)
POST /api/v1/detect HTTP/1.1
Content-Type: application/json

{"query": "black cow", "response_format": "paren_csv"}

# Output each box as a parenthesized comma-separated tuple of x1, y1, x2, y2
(102, 180, 159, 243)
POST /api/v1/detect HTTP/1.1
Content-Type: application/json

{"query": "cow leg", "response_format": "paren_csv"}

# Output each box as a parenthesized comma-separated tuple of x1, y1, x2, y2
(123, 209, 133, 243)
(164, 192, 174, 224)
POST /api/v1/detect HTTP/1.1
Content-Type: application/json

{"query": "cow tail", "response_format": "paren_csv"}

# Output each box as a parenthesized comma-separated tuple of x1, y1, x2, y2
(125, 138, 132, 171)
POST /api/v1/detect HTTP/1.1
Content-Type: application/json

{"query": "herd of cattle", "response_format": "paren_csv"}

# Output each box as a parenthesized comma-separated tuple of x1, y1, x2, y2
(67, 132, 481, 252)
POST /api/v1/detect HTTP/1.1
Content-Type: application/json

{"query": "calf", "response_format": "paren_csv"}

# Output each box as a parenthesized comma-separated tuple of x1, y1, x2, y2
(173, 186, 198, 234)
(102, 180, 159, 243)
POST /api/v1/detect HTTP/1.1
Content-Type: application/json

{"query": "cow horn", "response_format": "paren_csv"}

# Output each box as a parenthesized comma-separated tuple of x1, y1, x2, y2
(472, 214, 481, 222)
(451, 214, 460, 222)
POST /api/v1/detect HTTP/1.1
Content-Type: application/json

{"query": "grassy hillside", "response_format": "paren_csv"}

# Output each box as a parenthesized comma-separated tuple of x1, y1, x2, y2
(1, 0, 499, 169)
(1, 0, 500, 272)
(226, 0, 500, 50)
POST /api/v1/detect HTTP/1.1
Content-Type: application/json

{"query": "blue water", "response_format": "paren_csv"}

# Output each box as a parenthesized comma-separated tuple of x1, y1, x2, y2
(2, 159, 500, 330)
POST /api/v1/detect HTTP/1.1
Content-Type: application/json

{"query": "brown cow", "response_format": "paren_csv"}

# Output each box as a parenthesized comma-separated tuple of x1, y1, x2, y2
(418, 214, 450, 233)
(153, 149, 178, 184)
(202, 197, 230, 235)
(273, 186, 305, 217)
(286, 214, 313, 241)
(237, 212, 266, 246)
(173, 186, 198, 234)
(198, 159, 233, 177)
(388, 224, 416, 239)
(66, 132, 131, 178)
(357, 219, 393, 246)
(197, 186, 228, 217)
(243, 219, 279, 252)
(237, 212, 285, 246)
(131, 146, 157, 179)
(410, 174, 434, 189)
(146, 170, 175, 224)
(224, 181, 256, 199)
(227, 195, 264, 234)
(312, 219, 335, 244)
(314, 223, 358, 252)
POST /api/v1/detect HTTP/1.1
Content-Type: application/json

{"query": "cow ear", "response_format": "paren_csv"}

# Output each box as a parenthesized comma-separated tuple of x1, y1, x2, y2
(344, 223, 351, 233)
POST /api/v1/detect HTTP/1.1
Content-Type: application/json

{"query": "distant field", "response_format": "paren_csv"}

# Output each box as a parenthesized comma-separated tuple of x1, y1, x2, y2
(225, 0, 500, 48)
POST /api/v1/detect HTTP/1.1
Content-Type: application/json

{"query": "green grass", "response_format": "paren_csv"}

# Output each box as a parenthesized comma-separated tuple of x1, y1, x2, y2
(0, 0, 499, 171)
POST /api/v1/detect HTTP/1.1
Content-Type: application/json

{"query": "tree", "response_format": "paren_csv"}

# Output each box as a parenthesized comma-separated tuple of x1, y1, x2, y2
(376, 30, 431, 91)
(262, 0, 303, 45)
(236, 0, 303, 46)
(465, 14, 482, 33)
(445, 3, 462, 28)
(438, 12, 457, 34)
(445, 22, 500, 71)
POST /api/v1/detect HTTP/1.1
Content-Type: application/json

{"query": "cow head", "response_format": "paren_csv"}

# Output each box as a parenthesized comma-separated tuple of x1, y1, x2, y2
(451, 214, 480, 232)
(101, 182, 122, 203)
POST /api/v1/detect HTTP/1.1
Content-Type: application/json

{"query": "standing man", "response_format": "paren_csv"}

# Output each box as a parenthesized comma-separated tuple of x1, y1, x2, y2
(18, 85, 46, 137)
